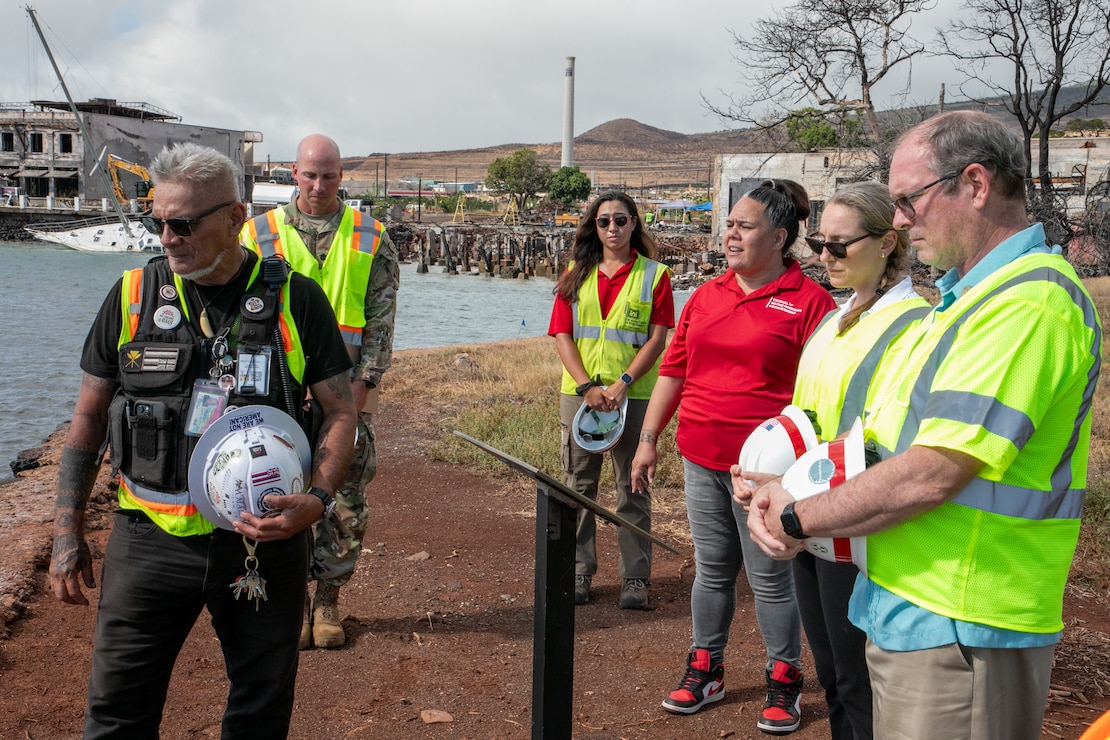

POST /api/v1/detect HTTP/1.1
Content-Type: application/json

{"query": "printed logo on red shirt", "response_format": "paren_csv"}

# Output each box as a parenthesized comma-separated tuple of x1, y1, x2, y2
(765, 297, 803, 315)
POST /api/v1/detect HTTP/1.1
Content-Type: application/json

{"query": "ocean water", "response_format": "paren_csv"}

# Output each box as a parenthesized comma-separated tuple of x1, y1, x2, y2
(0, 241, 567, 479)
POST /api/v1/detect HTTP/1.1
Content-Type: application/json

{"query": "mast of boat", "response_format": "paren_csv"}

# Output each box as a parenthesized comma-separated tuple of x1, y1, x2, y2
(25, 5, 139, 242)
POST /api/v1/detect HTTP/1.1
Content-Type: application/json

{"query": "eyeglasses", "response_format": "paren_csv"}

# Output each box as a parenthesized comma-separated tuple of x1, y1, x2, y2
(891, 172, 960, 219)
(596, 214, 630, 229)
(141, 200, 236, 237)
(804, 232, 874, 259)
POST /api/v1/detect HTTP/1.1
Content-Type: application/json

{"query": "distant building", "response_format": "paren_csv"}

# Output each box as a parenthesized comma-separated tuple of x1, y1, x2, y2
(0, 98, 263, 203)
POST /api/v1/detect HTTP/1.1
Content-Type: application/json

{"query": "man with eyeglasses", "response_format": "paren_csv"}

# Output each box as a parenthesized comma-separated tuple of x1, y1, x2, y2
(49, 142, 357, 738)
(241, 133, 399, 650)
(747, 110, 1102, 739)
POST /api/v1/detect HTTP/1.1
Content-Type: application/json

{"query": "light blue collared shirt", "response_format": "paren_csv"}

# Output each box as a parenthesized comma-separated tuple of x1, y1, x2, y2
(848, 223, 1062, 651)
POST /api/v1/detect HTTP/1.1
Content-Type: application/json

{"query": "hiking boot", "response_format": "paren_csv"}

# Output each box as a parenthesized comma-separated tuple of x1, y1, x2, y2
(574, 575, 591, 605)
(757, 660, 803, 734)
(661, 648, 725, 715)
(619, 578, 649, 610)
(312, 582, 346, 649)
(298, 591, 312, 651)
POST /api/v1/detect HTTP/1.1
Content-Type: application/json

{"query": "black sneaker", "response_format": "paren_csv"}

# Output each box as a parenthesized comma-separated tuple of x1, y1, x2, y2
(661, 649, 725, 714)
(619, 578, 649, 609)
(757, 660, 803, 734)
(574, 575, 591, 605)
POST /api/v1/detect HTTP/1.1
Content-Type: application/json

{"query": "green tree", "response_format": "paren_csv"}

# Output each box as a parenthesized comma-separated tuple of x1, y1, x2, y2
(485, 149, 552, 212)
(547, 166, 592, 207)
(785, 108, 840, 150)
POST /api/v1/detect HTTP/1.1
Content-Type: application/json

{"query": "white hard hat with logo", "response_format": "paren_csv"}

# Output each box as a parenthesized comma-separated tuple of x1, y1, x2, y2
(188, 405, 312, 530)
(738, 405, 820, 485)
(572, 392, 628, 454)
(780, 416, 869, 574)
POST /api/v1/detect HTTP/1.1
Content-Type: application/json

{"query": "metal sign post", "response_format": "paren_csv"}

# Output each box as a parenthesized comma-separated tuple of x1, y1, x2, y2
(453, 432, 679, 740)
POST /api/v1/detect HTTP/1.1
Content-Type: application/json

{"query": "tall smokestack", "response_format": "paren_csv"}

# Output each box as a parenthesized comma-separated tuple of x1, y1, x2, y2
(562, 56, 575, 169)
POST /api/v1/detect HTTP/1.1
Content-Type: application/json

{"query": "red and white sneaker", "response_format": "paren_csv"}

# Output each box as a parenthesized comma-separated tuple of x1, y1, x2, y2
(757, 660, 803, 734)
(661, 649, 725, 715)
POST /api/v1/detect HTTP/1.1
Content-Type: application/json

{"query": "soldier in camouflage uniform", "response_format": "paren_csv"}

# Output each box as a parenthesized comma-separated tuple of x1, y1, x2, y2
(242, 133, 399, 649)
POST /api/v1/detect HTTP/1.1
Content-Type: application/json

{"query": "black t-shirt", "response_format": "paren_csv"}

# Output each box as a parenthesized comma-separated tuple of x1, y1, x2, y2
(80, 251, 352, 388)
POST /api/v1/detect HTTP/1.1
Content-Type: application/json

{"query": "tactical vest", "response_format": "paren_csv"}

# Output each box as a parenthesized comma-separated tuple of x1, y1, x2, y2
(242, 204, 382, 348)
(559, 254, 668, 400)
(109, 255, 307, 536)
(864, 253, 1101, 633)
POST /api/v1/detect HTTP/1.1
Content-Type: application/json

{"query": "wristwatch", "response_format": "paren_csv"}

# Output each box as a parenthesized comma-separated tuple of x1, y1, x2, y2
(620, 372, 634, 386)
(780, 501, 809, 540)
(306, 487, 336, 519)
(575, 380, 596, 396)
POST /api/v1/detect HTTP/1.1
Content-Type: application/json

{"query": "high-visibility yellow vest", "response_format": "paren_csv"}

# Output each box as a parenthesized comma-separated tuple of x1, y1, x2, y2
(114, 259, 307, 536)
(559, 254, 668, 399)
(242, 205, 382, 348)
(863, 253, 1101, 633)
(793, 297, 929, 440)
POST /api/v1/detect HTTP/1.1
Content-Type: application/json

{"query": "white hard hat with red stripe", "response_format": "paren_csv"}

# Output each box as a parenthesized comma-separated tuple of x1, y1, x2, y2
(738, 405, 820, 484)
(781, 416, 868, 573)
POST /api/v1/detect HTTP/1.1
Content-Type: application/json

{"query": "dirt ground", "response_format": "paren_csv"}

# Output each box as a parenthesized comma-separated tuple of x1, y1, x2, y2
(1, 393, 1108, 739)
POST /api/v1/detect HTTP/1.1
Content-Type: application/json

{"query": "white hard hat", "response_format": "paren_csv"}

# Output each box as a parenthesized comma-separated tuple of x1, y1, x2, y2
(188, 405, 312, 530)
(780, 416, 869, 574)
(738, 405, 819, 485)
(572, 393, 628, 453)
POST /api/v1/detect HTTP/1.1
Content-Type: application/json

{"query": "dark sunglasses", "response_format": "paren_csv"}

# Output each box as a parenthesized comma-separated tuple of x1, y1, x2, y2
(141, 200, 236, 237)
(804, 232, 874, 259)
(596, 214, 630, 229)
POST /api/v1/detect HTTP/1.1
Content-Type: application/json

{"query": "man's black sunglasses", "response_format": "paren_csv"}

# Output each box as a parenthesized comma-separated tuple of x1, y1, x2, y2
(803, 232, 874, 259)
(141, 200, 236, 237)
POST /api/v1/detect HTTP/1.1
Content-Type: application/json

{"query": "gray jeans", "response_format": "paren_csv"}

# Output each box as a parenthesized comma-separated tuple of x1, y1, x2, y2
(559, 393, 652, 580)
(683, 457, 801, 670)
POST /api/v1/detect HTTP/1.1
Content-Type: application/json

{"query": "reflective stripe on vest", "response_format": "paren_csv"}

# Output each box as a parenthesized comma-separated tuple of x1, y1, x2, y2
(865, 256, 1101, 632)
(794, 299, 929, 440)
(243, 206, 380, 348)
(118, 474, 216, 536)
(559, 255, 667, 399)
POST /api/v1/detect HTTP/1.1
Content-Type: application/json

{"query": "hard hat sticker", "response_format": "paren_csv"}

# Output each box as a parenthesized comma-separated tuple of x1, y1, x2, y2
(808, 457, 836, 486)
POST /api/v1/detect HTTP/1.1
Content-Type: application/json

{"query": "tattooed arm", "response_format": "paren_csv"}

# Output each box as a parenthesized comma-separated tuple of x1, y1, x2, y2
(50, 373, 117, 606)
(233, 370, 356, 541)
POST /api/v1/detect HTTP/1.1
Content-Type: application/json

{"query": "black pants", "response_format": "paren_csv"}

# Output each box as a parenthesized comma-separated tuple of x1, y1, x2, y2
(85, 511, 310, 739)
(793, 551, 873, 740)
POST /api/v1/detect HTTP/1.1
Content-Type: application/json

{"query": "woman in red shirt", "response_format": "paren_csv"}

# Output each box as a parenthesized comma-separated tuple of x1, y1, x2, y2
(632, 180, 835, 734)
(548, 192, 675, 610)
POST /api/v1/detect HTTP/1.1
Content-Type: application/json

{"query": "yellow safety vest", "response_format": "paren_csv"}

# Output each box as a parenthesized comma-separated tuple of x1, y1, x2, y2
(242, 205, 382, 348)
(863, 253, 1101, 632)
(559, 254, 668, 400)
(115, 260, 307, 536)
(793, 297, 930, 440)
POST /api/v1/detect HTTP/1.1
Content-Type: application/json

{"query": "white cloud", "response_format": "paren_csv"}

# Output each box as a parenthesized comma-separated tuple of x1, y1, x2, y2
(3, 0, 987, 161)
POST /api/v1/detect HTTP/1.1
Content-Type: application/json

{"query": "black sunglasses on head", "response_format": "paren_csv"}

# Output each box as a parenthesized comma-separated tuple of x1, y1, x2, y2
(804, 231, 874, 259)
(141, 200, 236, 237)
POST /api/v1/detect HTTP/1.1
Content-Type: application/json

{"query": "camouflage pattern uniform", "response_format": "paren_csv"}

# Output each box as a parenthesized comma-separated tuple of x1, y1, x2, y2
(278, 200, 399, 586)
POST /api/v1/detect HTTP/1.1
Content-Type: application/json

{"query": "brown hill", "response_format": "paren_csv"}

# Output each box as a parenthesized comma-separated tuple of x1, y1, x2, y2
(340, 118, 767, 194)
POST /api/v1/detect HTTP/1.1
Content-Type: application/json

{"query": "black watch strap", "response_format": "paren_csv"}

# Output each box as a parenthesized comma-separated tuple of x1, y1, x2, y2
(781, 501, 809, 540)
(575, 380, 596, 396)
(307, 487, 336, 519)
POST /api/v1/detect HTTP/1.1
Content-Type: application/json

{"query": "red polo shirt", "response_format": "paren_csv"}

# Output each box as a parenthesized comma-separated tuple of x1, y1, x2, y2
(660, 261, 835, 471)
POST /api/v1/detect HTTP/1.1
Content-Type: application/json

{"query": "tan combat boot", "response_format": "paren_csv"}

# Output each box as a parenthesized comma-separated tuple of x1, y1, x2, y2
(312, 581, 345, 648)
(298, 591, 313, 650)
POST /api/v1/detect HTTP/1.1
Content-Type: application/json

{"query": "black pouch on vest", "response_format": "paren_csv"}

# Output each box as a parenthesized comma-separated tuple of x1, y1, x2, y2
(118, 342, 196, 395)
(125, 399, 176, 487)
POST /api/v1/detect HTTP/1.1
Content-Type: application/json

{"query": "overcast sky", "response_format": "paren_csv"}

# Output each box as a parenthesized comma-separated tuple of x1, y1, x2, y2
(3, 0, 977, 161)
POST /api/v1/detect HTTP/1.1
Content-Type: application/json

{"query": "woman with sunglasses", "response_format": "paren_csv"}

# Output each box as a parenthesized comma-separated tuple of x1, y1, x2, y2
(548, 192, 675, 610)
(759, 180, 929, 739)
(632, 179, 835, 734)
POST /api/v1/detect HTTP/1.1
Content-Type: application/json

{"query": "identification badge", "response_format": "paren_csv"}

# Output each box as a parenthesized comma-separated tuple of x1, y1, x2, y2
(185, 381, 230, 437)
(236, 346, 272, 396)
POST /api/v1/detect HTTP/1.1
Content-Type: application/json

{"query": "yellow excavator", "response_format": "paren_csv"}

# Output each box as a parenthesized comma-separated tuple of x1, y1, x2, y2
(106, 154, 155, 206)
